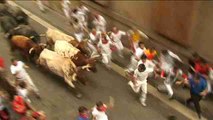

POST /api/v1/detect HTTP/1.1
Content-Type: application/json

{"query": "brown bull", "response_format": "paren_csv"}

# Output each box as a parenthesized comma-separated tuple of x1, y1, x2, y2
(54, 40, 99, 73)
(10, 35, 46, 62)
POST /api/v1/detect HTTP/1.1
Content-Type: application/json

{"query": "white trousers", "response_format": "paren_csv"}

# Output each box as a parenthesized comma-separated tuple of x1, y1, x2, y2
(88, 42, 98, 55)
(63, 8, 71, 20)
(128, 56, 138, 72)
(101, 53, 111, 66)
(114, 41, 124, 56)
(74, 32, 84, 42)
(18, 74, 39, 94)
(164, 81, 173, 97)
(128, 81, 147, 103)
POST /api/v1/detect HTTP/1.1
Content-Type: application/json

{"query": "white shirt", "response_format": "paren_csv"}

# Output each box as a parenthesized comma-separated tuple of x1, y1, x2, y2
(10, 61, 28, 80)
(92, 107, 108, 120)
(134, 69, 152, 84)
(97, 35, 112, 54)
(72, 11, 86, 23)
(110, 30, 126, 42)
(93, 15, 106, 27)
(17, 88, 28, 99)
(138, 60, 155, 72)
(62, 0, 71, 9)
(160, 54, 174, 73)
(135, 47, 146, 59)
(78, 6, 89, 15)
(89, 31, 101, 43)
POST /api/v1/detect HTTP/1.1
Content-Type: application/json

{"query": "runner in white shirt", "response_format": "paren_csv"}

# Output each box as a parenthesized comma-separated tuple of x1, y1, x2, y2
(88, 29, 101, 56)
(110, 27, 126, 57)
(10, 59, 40, 98)
(128, 64, 153, 106)
(138, 55, 156, 73)
(127, 42, 146, 72)
(62, 0, 71, 21)
(71, 8, 87, 28)
(73, 19, 85, 42)
(97, 33, 113, 69)
(92, 101, 108, 120)
(78, 4, 89, 26)
(93, 14, 106, 32)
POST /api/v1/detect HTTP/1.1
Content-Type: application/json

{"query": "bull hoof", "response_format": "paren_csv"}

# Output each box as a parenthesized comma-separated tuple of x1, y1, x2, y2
(76, 93, 82, 99)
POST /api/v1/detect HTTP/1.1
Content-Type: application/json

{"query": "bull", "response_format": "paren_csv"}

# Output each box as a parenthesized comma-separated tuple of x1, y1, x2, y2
(45, 28, 90, 55)
(10, 35, 46, 62)
(8, 24, 40, 43)
(0, 15, 17, 33)
(7, 5, 28, 25)
(37, 49, 88, 97)
(0, 3, 8, 16)
(54, 40, 99, 73)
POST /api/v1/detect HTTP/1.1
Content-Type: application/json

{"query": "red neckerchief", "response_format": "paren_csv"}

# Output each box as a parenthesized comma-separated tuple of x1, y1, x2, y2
(79, 113, 89, 118)
(102, 39, 108, 44)
(97, 106, 107, 112)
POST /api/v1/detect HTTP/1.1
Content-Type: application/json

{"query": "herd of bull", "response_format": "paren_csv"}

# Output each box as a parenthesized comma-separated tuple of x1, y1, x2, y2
(0, 3, 100, 98)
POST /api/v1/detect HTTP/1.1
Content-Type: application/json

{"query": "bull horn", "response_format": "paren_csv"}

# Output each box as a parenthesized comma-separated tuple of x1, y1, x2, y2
(39, 34, 46, 37)
(91, 54, 100, 59)
(72, 73, 77, 81)
(82, 64, 91, 71)
(30, 36, 35, 39)
(29, 47, 34, 54)
(39, 43, 47, 46)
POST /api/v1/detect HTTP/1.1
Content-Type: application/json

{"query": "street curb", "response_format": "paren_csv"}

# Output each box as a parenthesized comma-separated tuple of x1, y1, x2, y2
(8, 1, 207, 120)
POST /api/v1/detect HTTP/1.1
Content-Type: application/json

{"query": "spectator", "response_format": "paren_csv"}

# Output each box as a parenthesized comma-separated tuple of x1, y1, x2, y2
(126, 42, 146, 73)
(92, 101, 108, 120)
(77, 106, 89, 120)
(12, 95, 30, 115)
(93, 13, 106, 32)
(20, 110, 46, 120)
(10, 58, 40, 98)
(97, 32, 113, 69)
(88, 28, 101, 56)
(182, 74, 208, 119)
(128, 64, 153, 106)
(0, 57, 5, 70)
(110, 27, 126, 58)
(0, 91, 10, 120)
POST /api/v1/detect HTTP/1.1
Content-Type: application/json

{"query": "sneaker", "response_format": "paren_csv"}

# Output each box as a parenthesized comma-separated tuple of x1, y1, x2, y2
(140, 99, 147, 107)
(141, 102, 147, 107)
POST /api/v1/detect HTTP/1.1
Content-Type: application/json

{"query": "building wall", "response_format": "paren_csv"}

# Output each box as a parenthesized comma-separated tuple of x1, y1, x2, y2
(109, 1, 197, 46)
(191, 1, 213, 61)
